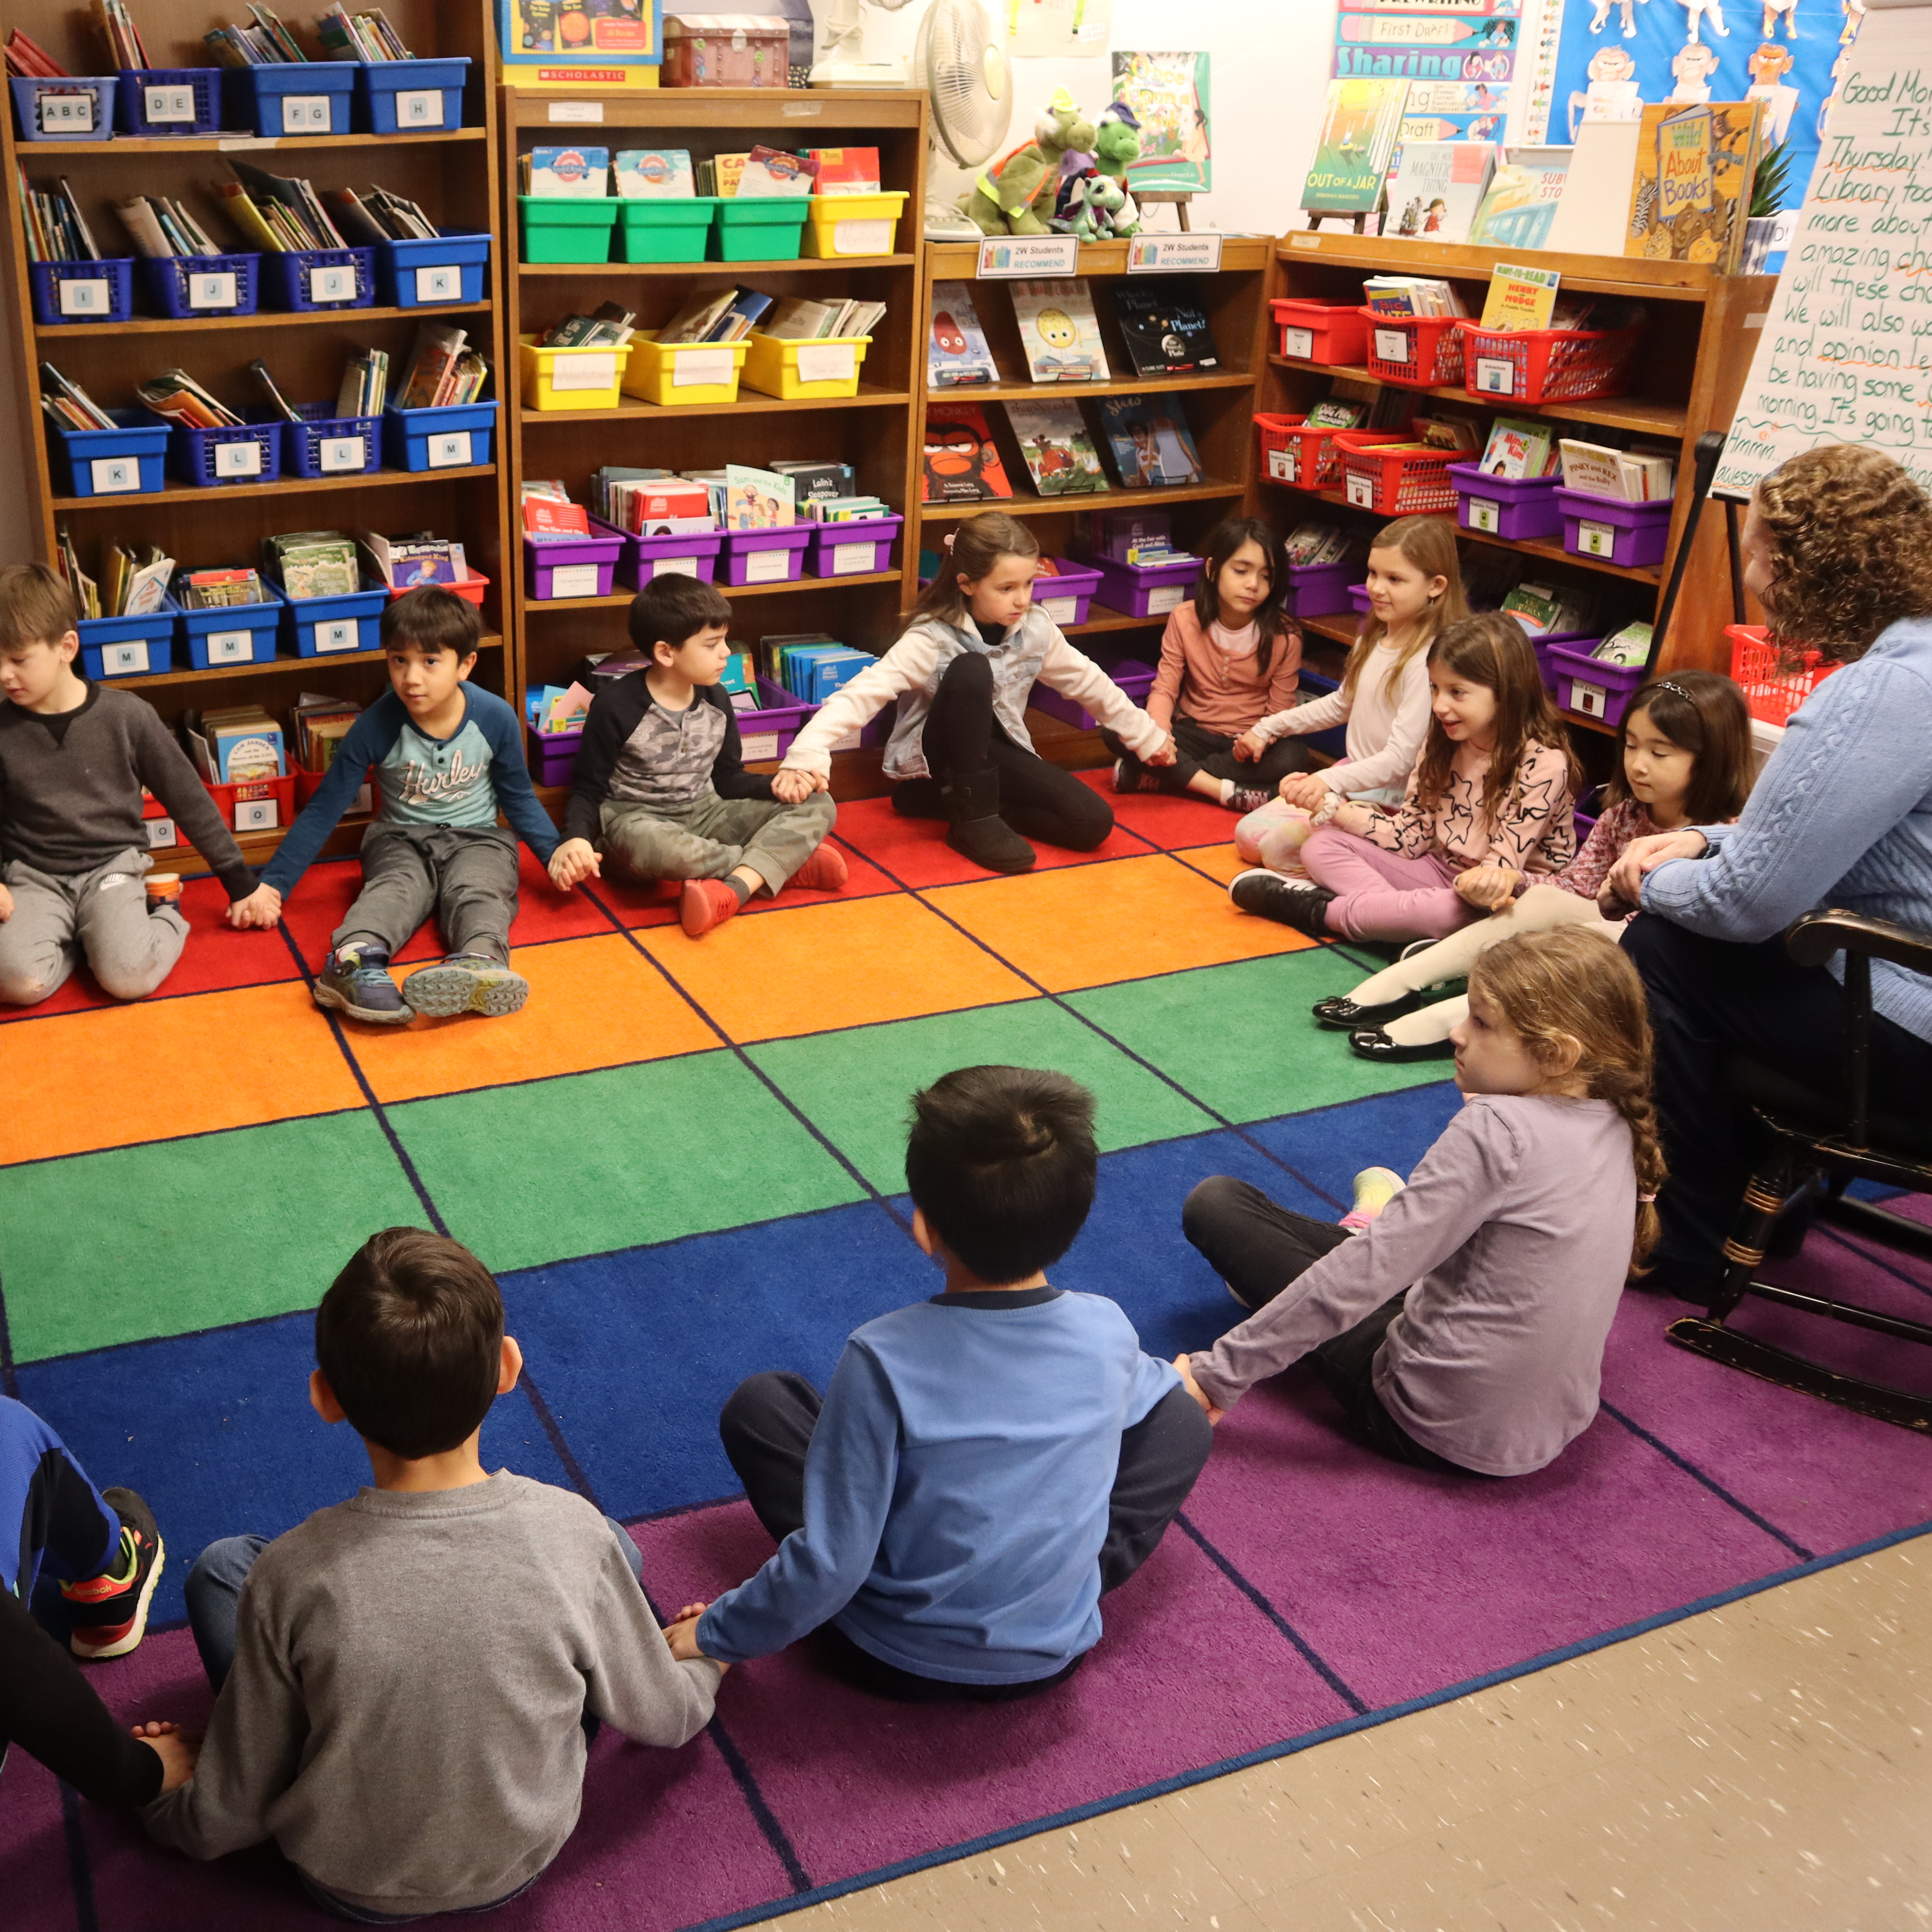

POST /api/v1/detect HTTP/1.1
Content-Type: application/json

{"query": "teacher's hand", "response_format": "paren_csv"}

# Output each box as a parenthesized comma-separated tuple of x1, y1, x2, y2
(1602, 828, 1708, 911)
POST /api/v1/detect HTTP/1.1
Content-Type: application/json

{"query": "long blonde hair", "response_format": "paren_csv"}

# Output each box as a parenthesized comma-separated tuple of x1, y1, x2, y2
(1470, 928, 1665, 1269)
(905, 511, 1040, 629)
(1340, 515, 1467, 702)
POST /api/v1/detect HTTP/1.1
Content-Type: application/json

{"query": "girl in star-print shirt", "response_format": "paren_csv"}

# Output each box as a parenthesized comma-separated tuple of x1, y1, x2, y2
(1234, 613, 1579, 946)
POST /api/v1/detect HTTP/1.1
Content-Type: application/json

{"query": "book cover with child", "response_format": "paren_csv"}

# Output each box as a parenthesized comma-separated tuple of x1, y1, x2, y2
(1096, 396, 1203, 488)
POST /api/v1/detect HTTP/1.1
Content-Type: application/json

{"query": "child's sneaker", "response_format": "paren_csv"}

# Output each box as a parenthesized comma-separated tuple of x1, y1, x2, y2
(1230, 868, 1335, 938)
(1226, 786, 1272, 815)
(682, 878, 741, 938)
(789, 843, 848, 893)
(403, 954, 530, 1019)
(1112, 754, 1156, 795)
(1339, 1166, 1406, 1233)
(62, 1488, 164, 1661)
(314, 944, 411, 1024)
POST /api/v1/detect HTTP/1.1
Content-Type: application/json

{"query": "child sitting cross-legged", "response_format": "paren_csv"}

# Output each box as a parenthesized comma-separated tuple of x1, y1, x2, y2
(665, 1066, 1213, 1700)
(1175, 928, 1662, 1478)
(548, 574, 846, 939)
(148, 1229, 720, 1922)
(238, 586, 562, 1024)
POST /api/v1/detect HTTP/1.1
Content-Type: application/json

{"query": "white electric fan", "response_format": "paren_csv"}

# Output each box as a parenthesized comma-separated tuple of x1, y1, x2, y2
(917, 0, 1011, 240)
(810, 0, 915, 88)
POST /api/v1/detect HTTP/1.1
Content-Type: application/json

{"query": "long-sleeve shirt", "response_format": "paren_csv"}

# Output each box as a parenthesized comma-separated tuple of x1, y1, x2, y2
(1354, 739, 1576, 877)
(1189, 1095, 1635, 1477)
(697, 1288, 1180, 1684)
(0, 1586, 163, 1808)
(0, 683, 253, 899)
(1250, 637, 1433, 798)
(261, 687, 557, 896)
(143, 1473, 720, 1918)
(781, 607, 1168, 783)
(1545, 796, 1657, 901)
(565, 674, 772, 840)
(1144, 600, 1302, 737)
(1641, 614, 1932, 1044)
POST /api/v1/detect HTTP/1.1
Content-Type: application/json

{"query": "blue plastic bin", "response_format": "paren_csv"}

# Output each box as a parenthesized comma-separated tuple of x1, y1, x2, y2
(274, 575, 388, 657)
(222, 61, 356, 137)
(1293, 669, 1348, 759)
(28, 258, 134, 327)
(158, 416, 282, 489)
(140, 252, 261, 320)
(114, 68, 219, 136)
(10, 76, 116, 141)
(382, 401, 496, 472)
(47, 409, 171, 498)
(256, 402, 384, 478)
(355, 57, 469, 134)
(78, 599, 179, 681)
(260, 245, 375, 313)
(180, 591, 284, 670)
(374, 230, 491, 308)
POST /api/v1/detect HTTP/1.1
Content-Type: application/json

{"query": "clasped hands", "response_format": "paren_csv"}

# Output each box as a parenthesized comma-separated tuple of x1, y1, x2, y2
(1598, 828, 1708, 917)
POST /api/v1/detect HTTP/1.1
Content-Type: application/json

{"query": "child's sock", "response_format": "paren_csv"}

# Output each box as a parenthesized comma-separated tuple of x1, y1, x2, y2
(1339, 1166, 1406, 1233)
(726, 875, 754, 906)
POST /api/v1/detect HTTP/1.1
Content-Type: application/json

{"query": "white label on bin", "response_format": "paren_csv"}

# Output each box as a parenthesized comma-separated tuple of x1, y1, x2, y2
(308, 263, 357, 304)
(649, 556, 699, 578)
(1475, 355, 1515, 396)
(832, 218, 891, 256)
(548, 100, 603, 122)
(830, 540, 874, 575)
(1127, 234, 1222, 273)
(428, 431, 472, 469)
(743, 548, 790, 583)
(1038, 595, 1078, 623)
(39, 92, 95, 133)
(673, 348, 734, 388)
(188, 271, 237, 309)
(214, 440, 263, 477)
(204, 628, 254, 663)
(144, 84, 197, 123)
(414, 263, 460, 302)
(1267, 448, 1295, 482)
(796, 343, 857, 387)
(1577, 518, 1616, 558)
(1569, 679, 1609, 719)
(59, 277, 109, 316)
(89, 456, 139, 494)
(549, 563, 601, 598)
(1149, 585, 1186, 614)
(740, 731, 780, 760)
(281, 94, 332, 132)
(145, 815, 176, 848)
(396, 89, 443, 127)
(318, 435, 365, 472)
(315, 619, 360, 653)
(106, 640, 150, 674)
(1281, 326, 1314, 359)
(1468, 496, 1502, 534)
(235, 797, 279, 831)
(551, 352, 616, 392)
(1346, 471, 1377, 508)
(1373, 327, 1411, 364)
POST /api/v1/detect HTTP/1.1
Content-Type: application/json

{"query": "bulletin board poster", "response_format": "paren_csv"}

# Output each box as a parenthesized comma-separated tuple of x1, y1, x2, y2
(1335, 0, 1521, 144)
(1110, 51, 1212, 194)
(1526, 0, 1866, 215)
(498, 0, 662, 87)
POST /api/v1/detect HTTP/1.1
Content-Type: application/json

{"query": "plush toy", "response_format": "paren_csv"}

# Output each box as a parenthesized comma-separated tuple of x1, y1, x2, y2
(1090, 101, 1143, 188)
(964, 89, 1098, 236)
(1060, 170, 1135, 241)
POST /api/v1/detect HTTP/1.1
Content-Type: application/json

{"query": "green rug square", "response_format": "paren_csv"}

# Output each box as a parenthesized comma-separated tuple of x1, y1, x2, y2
(0, 1111, 426, 1364)
(748, 998, 1216, 1192)
(389, 1051, 867, 1273)
(1068, 951, 1452, 1125)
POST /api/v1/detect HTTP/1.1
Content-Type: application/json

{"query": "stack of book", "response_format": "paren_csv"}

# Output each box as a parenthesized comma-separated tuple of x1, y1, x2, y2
(540, 302, 636, 348)
(762, 295, 887, 340)
(1283, 524, 1352, 568)
(658, 285, 774, 344)
(1362, 277, 1467, 318)
(591, 469, 714, 534)
(113, 194, 228, 260)
(292, 695, 362, 771)
(761, 633, 873, 703)
(39, 365, 115, 432)
(803, 494, 891, 523)
(135, 369, 242, 430)
(268, 530, 360, 598)
(205, 5, 309, 65)
(218, 162, 351, 255)
(359, 530, 469, 587)
(802, 147, 880, 195)
(17, 172, 102, 263)
(395, 323, 488, 410)
(698, 146, 816, 198)
(5, 28, 71, 76)
(184, 705, 286, 783)
(315, 5, 412, 59)
(91, 0, 153, 68)
(1558, 437, 1676, 502)
(177, 566, 267, 610)
(521, 480, 591, 541)
(1479, 416, 1560, 479)
(54, 531, 173, 620)
(326, 185, 442, 246)
(1501, 581, 1595, 639)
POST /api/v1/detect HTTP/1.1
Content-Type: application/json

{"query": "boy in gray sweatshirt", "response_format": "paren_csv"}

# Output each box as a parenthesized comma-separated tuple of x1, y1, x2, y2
(145, 1228, 721, 1920)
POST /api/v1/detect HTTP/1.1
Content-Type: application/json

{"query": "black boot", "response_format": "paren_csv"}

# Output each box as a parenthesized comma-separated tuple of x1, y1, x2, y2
(943, 767, 1037, 873)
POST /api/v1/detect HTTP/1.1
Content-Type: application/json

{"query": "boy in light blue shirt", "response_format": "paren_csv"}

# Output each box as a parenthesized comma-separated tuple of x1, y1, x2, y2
(230, 587, 561, 1024)
(666, 1066, 1211, 1700)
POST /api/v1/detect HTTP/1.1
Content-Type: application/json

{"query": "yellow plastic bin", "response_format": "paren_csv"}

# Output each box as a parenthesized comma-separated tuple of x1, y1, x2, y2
(519, 334, 635, 412)
(620, 330, 749, 406)
(740, 330, 872, 400)
(800, 190, 908, 258)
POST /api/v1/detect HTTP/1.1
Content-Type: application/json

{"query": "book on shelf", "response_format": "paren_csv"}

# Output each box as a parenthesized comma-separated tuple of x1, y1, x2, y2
(1479, 262, 1563, 332)
(219, 162, 352, 253)
(1305, 396, 1367, 429)
(523, 481, 593, 540)
(268, 530, 361, 598)
(79, 542, 174, 619)
(1010, 279, 1109, 383)
(293, 695, 364, 775)
(923, 404, 1012, 503)
(1593, 622, 1652, 667)
(136, 368, 242, 430)
(725, 465, 797, 529)
(330, 349, 388, 417)
(696, 154, 749, 199)
(804, 495, 890, 522)
(1468, 147, 1573, 250)
(927, 283, 998, 386)
(657, 285, 773, 344)
(1625, 101, 1762, 273)
(1385, 141, 1496, 245)
(592, 469, 714, 534)
(91, 0, 152, 70)
(613, 150, 695, 199)
(177, 566, 268, 610)
(205, 6, 312, 65)
(523, 148, 611, 199)
(1545, 119, 1642, 256)
(39, 364, 115, 433)
(1003, 399, 1107, 497)
(737, 146, 816, 198)
(1558, 437, 1676, 501)
(1300, 78, 1409, 214)
(1501, 580, 1595, 639)
(113, 193, 227, 261)
(767, 458, 856, 505)
(315, 5, 412, 59)
(1413, 416, 1479, 453)
(1095, 395, 1203, 488)
(543, 301, 638, 347)
(1090, 509, 1190, 565)
(803, 147, 880, 196)
(1362, 277, 1465, 319)
(5, 29, 71, 77)
(325, 186, 440, 247)
(396, 323, 487, 411)
(763, 295, 884, 341)
(1479, 416, 1558, 478)
(359, 530, 468, 587)
(1283, 523, 1352, 568)
(17, 172, 102, 263)
(185, 706, 286, 783)
(1111, 279, 1219, 377)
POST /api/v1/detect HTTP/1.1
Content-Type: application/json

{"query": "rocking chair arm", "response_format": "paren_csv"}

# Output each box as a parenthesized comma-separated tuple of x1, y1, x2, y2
(1784, 909, 1932, 979)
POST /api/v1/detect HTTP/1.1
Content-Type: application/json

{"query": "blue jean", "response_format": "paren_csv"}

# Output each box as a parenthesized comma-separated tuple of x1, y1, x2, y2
(0, 1395, 116, 1604)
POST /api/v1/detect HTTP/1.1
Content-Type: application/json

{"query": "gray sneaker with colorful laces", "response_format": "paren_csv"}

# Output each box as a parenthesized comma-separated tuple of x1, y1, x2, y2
(403, 953, 530, 1019)
(313, 944, 412, 1024)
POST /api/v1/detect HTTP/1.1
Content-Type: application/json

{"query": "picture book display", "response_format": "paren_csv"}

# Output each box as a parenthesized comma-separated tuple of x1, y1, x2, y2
(1010, 280, 1109, 383)
(1003, 400, 1105, 497)
(1111, 50, 1213, 195)
(524, 147, 611, 198)
(1111, 281, 1219, 378)
(1625, 101, 1763, 273)
(613, 149, 694, 199)
(724, 464, 796, 528)
(1468, 147, 1573, 250)
(1480, 263, 1562, 332)
(1301, 78, 1409, 215)
(922, 406, 1012, 504)
(927, 283, 998, 388)
(499, 0, 662, 91)
(1384, 141, 1496, 245)
(1096, 396, 1203, 489)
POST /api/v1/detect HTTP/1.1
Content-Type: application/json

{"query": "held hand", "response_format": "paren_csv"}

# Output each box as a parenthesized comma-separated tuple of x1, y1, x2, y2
(130, 1720, 199, 1792)
(1603, 828, 1708, 909)
(1172, 1353, 1225, 1425)
(665, 1613, 727, 1671)
(1277, 772, 1331, 813)
(1454, 865, 1520, 913)
(0, 882, 12, 923)
(225, 884, 282, 930)
(548, 838, 601, 890)
(1142, 736, 1178, 768)
(771, 766, 824, 805)
(1232, 729, 1268, 764)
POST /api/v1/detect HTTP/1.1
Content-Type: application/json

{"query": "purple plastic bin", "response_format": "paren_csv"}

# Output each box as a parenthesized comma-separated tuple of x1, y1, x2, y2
(1028, 658, 1157, 731)
(525, 528, 624, 601)
(1086, 554, 1201, 621)
(722, 526, 812, 588)
(805, 513, 902, 580)
(1449, 463, 1563, 543)
(1554, 488, 1673, 570)
(1285, 558, 1356, 618)
(1546, 640, 1649, 727)
(1031, 558, 1104, 627)
(736, 676, 817, 763)
(1347, 581, 1372, 616)
(528, 728, 582, 787)
(596, 519, 725, 591)
(1531, 629, 1597, 693)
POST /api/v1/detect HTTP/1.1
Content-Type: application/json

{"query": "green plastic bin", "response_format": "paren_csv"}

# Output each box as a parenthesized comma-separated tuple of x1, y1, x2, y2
(708, 197, 810, 263)
(614, 195, 720, 264)
(519, 196, 619, 265)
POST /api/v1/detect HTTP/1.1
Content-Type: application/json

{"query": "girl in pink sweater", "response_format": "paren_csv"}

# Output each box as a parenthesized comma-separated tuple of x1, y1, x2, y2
(1108, 519, 1306, 814)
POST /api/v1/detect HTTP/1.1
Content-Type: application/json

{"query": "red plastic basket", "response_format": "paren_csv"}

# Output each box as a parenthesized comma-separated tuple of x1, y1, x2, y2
(1725, 624, 1841, 726)
(1269, 298, 1369, 366)
(1456, 321, 1644, 405)
(1335, 429, 1458, 515)
(383, 568, 490, 608)
(1359, 308, 1465, 388)
(1255, 414, 1407, 492)
(206, 772, 296, 834)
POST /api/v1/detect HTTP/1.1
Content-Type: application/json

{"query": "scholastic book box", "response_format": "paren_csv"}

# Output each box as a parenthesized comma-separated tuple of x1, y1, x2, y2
(1003, 400, 1107, 497)
(501, 0, 663, 89)
(923, 406, 1012, 503)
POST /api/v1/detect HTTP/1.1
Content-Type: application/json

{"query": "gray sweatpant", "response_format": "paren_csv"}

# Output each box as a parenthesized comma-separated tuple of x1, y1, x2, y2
(0, 849, 188, 1005)
(600, 791, 836, 895)
(335, 824, 519, 967)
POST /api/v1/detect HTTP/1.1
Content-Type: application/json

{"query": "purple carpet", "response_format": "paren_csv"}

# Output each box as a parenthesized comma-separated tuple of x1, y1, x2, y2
(7, 1223, 1930, 1932)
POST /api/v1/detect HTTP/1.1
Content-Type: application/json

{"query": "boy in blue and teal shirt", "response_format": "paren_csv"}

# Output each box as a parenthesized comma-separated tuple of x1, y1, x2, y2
(230, 587, 561, 1024)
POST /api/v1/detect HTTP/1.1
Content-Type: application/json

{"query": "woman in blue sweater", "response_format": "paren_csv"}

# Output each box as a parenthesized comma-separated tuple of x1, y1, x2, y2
(1608, 445, 1932, 1298)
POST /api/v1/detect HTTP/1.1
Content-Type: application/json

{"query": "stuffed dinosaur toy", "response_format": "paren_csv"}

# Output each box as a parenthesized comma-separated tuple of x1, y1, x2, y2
(1090, 100, 1143, 187)
(1060, 170, 1139, 241)
(964, 89, 1098, 236)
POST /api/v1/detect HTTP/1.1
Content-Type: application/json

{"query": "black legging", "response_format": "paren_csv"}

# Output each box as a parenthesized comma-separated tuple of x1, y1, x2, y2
(892, 651, 1116, 852)
(1125, 714, 1310, 792)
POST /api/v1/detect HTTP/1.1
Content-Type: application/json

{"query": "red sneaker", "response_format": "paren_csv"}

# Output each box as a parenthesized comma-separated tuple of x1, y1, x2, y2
(789, 843, 848, 893)
(681, 879, 742, 938)
(62, 1488, 164, 1661)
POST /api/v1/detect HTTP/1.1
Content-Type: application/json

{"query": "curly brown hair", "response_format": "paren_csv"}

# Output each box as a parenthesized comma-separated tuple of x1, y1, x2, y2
(1754, 446, 1932, 662)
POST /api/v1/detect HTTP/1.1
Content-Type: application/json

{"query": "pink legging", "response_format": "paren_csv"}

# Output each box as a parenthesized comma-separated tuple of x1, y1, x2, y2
(1301, 827, 1482, 944)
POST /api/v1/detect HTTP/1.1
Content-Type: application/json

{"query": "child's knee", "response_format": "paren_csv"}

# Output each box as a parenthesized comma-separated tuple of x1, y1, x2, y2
(1061, 790, 1115, 851)
(1181, 1174, 1250, 1248)
(91, 957, 170, 1002)
(940, 649, 994, 696)
(0, 967, 50, 1006)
